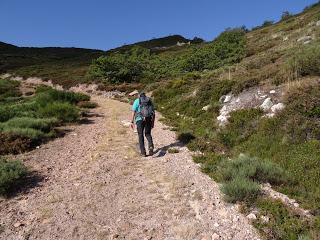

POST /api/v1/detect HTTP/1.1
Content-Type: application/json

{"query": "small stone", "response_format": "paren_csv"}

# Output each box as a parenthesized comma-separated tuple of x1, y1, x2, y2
(214, 222, 220, 228)
(202, 105, 211, 111)
(260, 215, 270, 223)
(246, 213, 257, 220)
(293, 202, 299, 208)
(13, 222, 22, 228)
(212, 233, 220, 240)
(36, 146, 40, 149)
(224, 95, 232, 103)
(316, 20, 320, 26)
(269, 90, 276, 94)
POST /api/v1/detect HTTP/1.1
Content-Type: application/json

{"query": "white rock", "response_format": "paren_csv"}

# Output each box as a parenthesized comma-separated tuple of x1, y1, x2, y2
(213, 222, 220, 228)
(246, 213, 257, 220)
(0, 73, 11, 79)
(297, 36, 312, 42)
(269, 90, 276, 94)
(260, 95, 267, 99)
(235, 98, 240, 103)
(176, 112, 180, 116)
(271, 103, 285, 113)
(260, 215, 270, 223)
(11, 76, 23, 81)
(219, 95, 226, 103)
(128, 90, 139, 96)
(260, 98, 273, 111)
(212, 233, 220, 240)
(265, 113, 275, 118)
(304, 40, 312, 45)
(219, 105, 228, 115)
(283, 36, 289, 41)
(316, 20, 320, 26)
(217, 115, 228, 124)
(293, 202, 299, 208)
(224, 95, 232, 103)
(202, 105, 211, 111)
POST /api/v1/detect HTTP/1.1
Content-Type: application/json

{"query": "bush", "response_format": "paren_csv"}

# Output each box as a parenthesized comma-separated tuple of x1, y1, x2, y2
(281, 11, 293, 21)
(219, 155, 287, 185)
(38, 102, 79, 122)
(0, 158, 27, 196)
(0, 117, 58, 133)
(222, 177, 261, 203)
(35, 87, 90, 105)
(1, 127, 44, 140)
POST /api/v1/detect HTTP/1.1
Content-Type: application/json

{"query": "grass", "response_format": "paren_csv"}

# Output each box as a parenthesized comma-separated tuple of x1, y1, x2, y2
(168, 148, 179, 154)
(0, 158, 28, 196)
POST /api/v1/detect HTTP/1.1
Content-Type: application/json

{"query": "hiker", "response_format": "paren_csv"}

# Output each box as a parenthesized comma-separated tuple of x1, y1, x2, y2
(131, 92, 155, 157)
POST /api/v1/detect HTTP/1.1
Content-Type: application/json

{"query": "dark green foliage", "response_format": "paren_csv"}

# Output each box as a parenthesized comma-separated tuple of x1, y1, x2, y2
(0, 158, 27, 196)
(89, 28, 246, 83)
(89, 46, 150, 83)
(77, 101, 97, 109)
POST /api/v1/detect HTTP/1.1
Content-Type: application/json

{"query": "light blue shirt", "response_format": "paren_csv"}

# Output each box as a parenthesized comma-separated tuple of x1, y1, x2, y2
(132, 98, 143, 123)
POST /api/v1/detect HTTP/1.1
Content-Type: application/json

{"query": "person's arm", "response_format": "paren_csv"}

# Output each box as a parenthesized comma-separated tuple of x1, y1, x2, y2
(131, 111, 135, 124)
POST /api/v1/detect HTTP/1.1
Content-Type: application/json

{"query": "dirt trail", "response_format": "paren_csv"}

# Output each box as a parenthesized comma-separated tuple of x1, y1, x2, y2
(0, 96, 260, 240)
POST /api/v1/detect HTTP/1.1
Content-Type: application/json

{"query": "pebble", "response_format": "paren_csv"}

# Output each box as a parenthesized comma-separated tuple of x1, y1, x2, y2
(246, 213, 257, 220)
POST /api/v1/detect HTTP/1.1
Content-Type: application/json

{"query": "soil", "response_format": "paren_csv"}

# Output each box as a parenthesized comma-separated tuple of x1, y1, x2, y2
(0, 96, 260, 240)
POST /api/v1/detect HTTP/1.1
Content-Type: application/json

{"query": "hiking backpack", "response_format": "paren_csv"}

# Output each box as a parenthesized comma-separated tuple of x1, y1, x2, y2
(139, 96, 154, 118)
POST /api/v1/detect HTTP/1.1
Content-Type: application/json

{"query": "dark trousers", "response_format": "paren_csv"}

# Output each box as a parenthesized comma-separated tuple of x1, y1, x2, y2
(136, 118, 154, 154)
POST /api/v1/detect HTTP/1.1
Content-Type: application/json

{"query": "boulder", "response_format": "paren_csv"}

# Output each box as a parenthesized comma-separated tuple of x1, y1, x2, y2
(317, 20, 320, 26)
(271, 103, 285, 113)
(260, 98, 273, 111)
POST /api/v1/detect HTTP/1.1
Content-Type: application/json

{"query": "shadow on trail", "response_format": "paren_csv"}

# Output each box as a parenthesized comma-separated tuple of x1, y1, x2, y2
(154, 132, 196, 158)
(5, 170, 44, 199)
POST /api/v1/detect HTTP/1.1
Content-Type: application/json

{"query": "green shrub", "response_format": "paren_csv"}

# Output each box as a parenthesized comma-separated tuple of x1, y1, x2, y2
(0, 158, 27, 196)
(0, 117, 58, 133)
(219, 155, 287, 185)
(0, 79, 21, 101)
(1, 127, 44, 140)
(222, 177, 261, 203)
(168, 148, 179, 154)
(35, 87, 90, 105)
(38, 102, 79, 122)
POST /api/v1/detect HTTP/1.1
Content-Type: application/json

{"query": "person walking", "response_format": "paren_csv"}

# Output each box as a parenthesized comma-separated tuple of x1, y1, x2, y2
(131, 92, 155, 157)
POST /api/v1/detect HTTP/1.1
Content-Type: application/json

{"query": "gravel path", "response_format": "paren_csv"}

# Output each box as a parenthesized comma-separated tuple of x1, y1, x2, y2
(0, 96, 260, 240)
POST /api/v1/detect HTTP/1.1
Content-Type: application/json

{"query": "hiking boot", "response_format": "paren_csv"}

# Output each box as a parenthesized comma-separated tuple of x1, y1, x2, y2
(149, 148, 154, 156)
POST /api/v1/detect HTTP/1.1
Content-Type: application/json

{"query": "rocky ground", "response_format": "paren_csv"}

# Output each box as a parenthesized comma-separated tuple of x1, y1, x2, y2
(0, 96, 260, 240)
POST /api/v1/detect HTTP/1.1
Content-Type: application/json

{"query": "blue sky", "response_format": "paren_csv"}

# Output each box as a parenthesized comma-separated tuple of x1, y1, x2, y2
(0, 0, 317, 50)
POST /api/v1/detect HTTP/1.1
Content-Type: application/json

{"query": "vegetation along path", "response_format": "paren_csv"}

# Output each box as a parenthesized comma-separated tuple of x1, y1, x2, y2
(0, 95, 260, 240)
